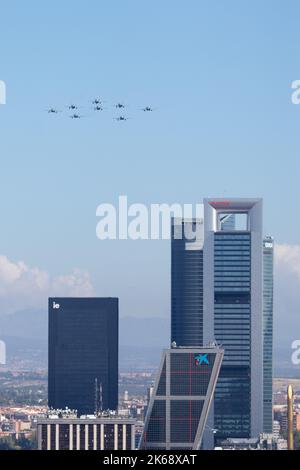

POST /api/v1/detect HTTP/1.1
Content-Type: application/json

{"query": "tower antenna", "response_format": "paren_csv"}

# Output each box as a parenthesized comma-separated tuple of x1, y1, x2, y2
(99, 382, 103, 413)
(95, 378, 98, 415)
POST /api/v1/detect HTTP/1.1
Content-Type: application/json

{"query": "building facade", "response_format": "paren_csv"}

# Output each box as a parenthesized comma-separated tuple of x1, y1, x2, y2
(48, 297, 118, 416)
(263, 236, 274, 433)
(37, 416, 135, 450)
(171, 217, 204, 347)
(203, 198, 264, 442)
(171, 198, 272, 447)
(140, 346, 224, 450)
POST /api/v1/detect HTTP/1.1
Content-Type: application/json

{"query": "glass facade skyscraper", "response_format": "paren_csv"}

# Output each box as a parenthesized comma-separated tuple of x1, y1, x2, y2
(213, 231, 252, 438)
(140, 346, 224, 450)
(263, 237, 274, 433)
(171, 218, 204, 347)
(48, 297, 118, 416)
(171, 198, 273, 447)
(203, 199, 264, 444)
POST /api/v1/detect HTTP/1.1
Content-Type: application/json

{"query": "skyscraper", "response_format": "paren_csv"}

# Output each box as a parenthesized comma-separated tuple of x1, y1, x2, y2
(171, 217, 204, 347)
(140, 345, 224, 450)
(171, 198, 272, 447)
(263, 236, 274, 433)
(48, 297, 118, 416)
(171, 212, 235, 348)
(203, 198, 263, 442)
(287, 384, 294, 451)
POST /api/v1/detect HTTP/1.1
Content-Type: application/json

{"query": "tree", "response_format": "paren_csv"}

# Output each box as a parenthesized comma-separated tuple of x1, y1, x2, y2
(0, 436, 19, 450)
(0, 432, 37, 450)
(294, 430, 300, 450)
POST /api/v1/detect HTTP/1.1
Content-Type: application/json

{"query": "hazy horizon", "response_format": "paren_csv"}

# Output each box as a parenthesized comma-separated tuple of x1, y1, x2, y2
(1, 1, 300, 356)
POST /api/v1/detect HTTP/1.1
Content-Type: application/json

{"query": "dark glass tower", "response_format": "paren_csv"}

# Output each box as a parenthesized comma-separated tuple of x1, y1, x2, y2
(48, 297, 118, 416)
(170, 214, 235, 348)
(171, 218, 204, 347)
(212, 231, 252, 439)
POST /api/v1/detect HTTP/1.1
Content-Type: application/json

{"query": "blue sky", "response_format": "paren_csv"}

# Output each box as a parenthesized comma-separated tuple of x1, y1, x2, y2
(0, 1, 300, 328)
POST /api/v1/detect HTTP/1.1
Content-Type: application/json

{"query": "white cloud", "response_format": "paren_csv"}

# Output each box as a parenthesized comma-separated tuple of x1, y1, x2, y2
(274, 244, 300, 342)
(275, 244, 300, 277)
(0, 244, 299, 343)
(0, 255, 94, 315)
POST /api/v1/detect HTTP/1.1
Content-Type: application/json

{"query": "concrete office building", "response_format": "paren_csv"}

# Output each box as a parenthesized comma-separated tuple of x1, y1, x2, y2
(140, 346, 224, 450)
(37, 412, 135, 450)
(48, 297, 118, 416)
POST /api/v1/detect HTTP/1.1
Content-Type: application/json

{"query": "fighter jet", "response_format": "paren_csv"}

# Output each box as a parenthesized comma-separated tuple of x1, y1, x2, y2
(47, 108, 60, 114)
(67, 104, 78, 110)
(69, 113, 83, 119)
(93, 105, 105, 111)
(114, 116, 129, 121)
(92, 98, 104, 105)
(141, 106, 154, 112)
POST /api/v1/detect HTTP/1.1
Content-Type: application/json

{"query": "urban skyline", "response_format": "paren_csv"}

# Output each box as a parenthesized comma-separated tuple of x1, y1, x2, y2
(1, 0, 300, 456)
(0, 3, 300, 353)
(34, 197, 274, 451)
(0, 196, 278, 451)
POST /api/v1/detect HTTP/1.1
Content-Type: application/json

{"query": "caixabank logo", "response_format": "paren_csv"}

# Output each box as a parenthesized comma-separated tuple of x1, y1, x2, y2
(0, 80, 6, 105)
(194, 353, 209, 366)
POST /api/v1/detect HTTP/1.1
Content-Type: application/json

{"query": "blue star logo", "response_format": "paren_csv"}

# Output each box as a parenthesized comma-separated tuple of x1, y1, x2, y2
(195, 353, 209, 366)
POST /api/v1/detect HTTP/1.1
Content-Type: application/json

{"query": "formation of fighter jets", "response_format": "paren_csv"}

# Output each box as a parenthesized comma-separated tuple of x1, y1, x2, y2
(46, 98, 155, 122)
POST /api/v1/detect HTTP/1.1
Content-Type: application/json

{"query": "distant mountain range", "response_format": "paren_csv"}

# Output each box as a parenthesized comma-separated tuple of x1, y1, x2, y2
(0, 309, 169, 347)
(0, 309, 299, 376)
(0, 309, 169, 370)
